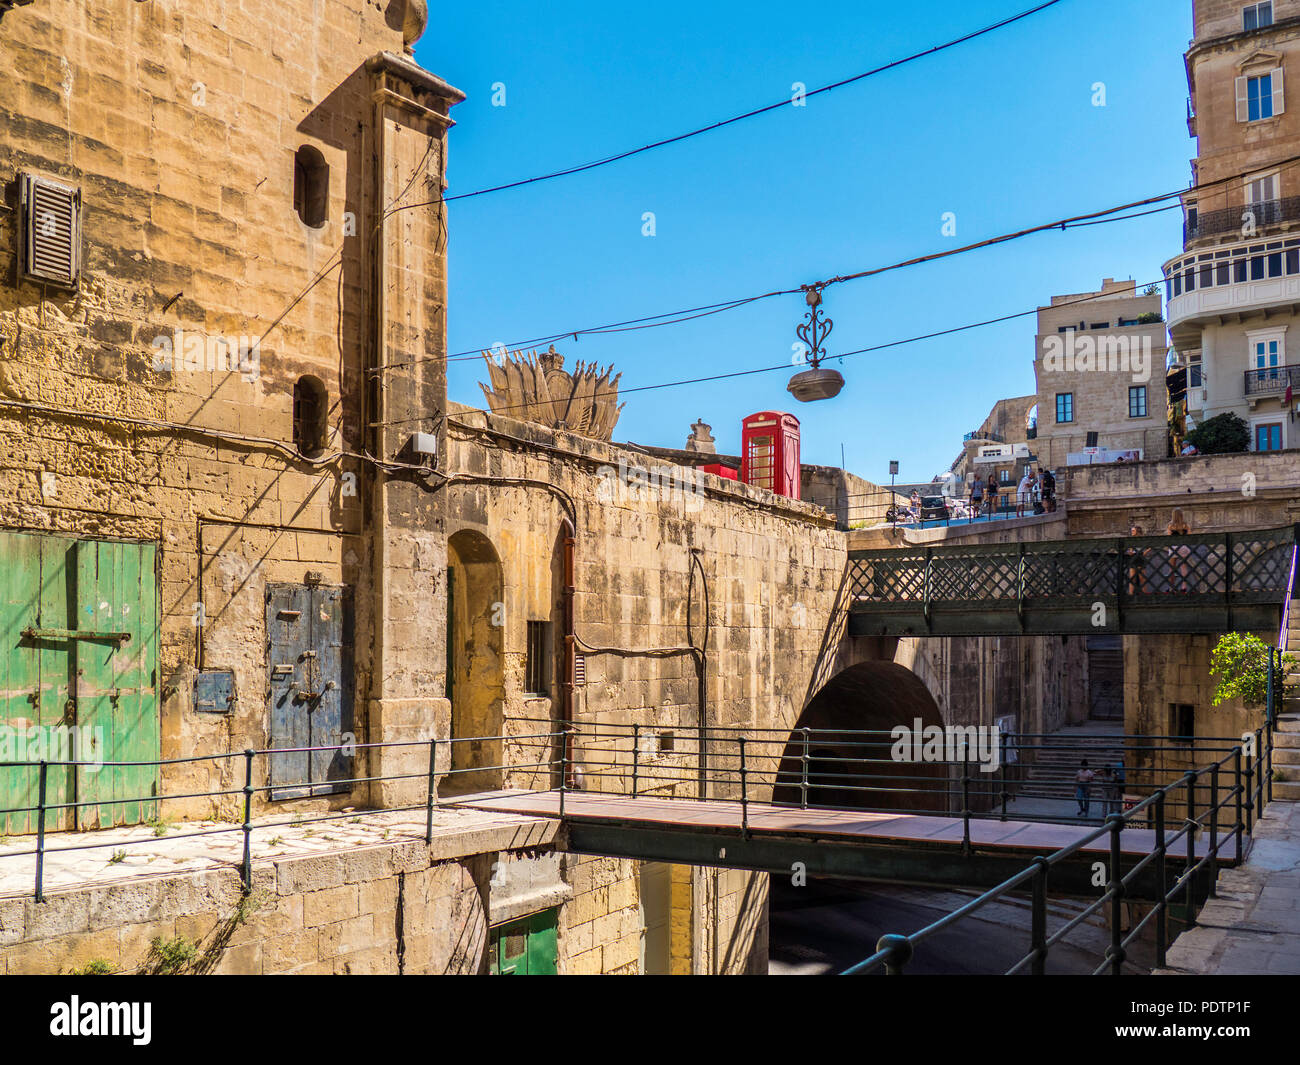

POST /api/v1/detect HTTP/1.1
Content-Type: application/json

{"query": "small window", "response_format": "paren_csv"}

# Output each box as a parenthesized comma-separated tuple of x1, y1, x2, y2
(1128, 386, 1148, 418)
(1089, 322, 1110, 330)
(525, 620, 553, 696)
(1170, 704, 1195, 743)
(18, 173, 81, 288)
(292, 375, 328, 456)
(293, 145, 329, 228)
(1244, 2, 1273, 31)
(1055, 393, 1074, 424)
(1255, 422, 1284, 451)
(1243, 72, 1277, 121)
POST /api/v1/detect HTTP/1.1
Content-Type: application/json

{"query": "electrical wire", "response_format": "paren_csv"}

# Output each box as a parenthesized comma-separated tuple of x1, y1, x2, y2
(381, 151, 1300, 377)
(384, 0, 1068, 217)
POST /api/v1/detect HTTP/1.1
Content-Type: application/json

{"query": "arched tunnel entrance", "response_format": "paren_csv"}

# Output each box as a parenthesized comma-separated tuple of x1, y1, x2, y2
(773, 661, 950, 813)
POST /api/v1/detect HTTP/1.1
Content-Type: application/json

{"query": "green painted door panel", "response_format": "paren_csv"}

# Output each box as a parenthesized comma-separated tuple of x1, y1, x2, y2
(0, 533, 158, 834)
(74, 539, 159, 829)
(491, 908, 558, 975)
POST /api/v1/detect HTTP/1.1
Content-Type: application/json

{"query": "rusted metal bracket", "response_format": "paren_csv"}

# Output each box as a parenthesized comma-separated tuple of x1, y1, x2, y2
(21, 627, 130, 644)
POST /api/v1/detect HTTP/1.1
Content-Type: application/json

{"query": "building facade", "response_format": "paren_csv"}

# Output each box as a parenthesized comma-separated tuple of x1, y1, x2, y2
(1167, 0, 1300, 450)
(1033, 279, 1169, 468)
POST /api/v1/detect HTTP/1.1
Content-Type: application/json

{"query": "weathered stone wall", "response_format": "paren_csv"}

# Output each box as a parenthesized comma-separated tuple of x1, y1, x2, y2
(0, 2, 457, 818)
(0, 840, 497, 976)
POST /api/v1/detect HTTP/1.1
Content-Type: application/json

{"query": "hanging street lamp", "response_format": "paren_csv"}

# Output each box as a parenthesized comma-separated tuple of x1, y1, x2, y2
(787, 284, 844, 402)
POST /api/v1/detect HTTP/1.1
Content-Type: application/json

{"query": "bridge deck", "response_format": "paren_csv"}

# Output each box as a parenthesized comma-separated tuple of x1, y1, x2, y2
(448, 789, 1225, 862)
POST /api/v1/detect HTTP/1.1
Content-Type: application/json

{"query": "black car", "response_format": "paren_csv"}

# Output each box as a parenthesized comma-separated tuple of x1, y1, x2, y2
(919, 496, 949, 521)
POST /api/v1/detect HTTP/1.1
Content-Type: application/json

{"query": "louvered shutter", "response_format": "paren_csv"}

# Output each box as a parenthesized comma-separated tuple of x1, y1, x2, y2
(20, 173, 80, 287)
(1273, 65, 1286, 116)
(1237, 76, 1250, 122)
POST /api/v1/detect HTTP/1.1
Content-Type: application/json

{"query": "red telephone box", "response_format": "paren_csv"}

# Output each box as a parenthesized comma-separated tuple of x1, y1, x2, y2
(741, 411, 800, 499)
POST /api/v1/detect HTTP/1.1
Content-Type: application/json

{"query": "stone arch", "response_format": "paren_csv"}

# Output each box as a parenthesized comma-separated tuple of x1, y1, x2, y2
(774, 660, 947, 812)
(446, 529, 505, 794)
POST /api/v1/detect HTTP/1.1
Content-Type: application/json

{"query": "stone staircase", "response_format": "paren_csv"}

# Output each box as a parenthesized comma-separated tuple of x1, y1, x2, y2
(1273, 584, 1300, 799)
(1018, 722, 1128, 800)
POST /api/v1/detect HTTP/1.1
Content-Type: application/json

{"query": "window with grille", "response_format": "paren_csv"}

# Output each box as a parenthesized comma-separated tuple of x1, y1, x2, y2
(18, 173, 81, 287)
(525, 620, 552, 696)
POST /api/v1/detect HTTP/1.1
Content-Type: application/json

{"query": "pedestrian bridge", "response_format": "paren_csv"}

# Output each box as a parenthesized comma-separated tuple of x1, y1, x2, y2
(448, 788, 1229, 901)
(847, 524, 1299, 636)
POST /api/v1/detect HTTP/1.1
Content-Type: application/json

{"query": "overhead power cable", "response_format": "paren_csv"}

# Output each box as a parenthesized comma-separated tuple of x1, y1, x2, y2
(386, 0, 1069, 215)
(375, 150, 1300, 376)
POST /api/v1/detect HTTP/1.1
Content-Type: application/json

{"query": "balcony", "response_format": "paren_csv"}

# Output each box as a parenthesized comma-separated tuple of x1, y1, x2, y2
(1164, 235, 1300, 337)
(1244, 364, 1300, 397)
(1184, 197, 1300, 244)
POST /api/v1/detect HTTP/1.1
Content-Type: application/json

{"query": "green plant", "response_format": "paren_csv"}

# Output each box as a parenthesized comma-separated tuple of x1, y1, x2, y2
(69, 959, 115, 975)
(1210, 633, 1297, 708)
(1186, 412, 1250, 455)
(147, 817, 171, 838)
(233, 887, 275, 926)
(109, 849, 126, 864)
(1136, 310, 1162, 324)
(148, 935, 198, 975)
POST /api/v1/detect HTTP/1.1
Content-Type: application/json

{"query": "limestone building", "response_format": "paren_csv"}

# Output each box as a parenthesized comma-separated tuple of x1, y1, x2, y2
(1033, 279, 1169, 468)
(1167, 0, 1300, 450)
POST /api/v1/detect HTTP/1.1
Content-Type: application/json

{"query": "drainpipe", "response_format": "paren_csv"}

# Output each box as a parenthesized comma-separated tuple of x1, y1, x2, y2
(561, 516, 576, 785)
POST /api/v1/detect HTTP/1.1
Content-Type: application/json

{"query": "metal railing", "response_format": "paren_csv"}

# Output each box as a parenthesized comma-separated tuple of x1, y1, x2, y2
(1244, 364, 1300, 397)
(0, 730, 569, 902)
(805, 485, 1049, 532)
(848, 525, 1297, 615)
(1185, 196, 1300, 243)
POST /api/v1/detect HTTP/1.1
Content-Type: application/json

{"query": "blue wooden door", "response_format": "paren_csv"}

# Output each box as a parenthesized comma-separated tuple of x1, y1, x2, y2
(266, 583, 352, 798)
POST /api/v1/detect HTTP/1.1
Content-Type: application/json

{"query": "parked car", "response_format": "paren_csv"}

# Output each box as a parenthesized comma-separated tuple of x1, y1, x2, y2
(919, 496, 948, 521)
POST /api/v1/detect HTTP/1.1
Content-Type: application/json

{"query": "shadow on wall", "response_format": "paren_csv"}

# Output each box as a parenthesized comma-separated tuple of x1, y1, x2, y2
(774, 661, 947, 812)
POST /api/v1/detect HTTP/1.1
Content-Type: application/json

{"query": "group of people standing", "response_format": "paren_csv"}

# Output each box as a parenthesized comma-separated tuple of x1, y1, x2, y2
(1074, 759, 1126, 817)
(969, 467, 1056, 518)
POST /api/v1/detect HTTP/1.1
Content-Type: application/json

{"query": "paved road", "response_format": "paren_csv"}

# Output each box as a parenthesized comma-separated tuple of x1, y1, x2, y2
(768, 878, 1156, 975)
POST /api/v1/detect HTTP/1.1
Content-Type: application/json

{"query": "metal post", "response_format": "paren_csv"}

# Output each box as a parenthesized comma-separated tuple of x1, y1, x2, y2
(559, 732, 568, 818)
(1108, 815, 1125, 976)
(631, 724, 640, 797)
(1266, 717, 1274, 807)
(1208, 763, 1220, 896)
(425, 738, 437, 844)
(1244, 741, 1255, 836)
(1155, 790, 1167, 969)
(961, 749, 971, 856)
(800, 727, 810, 810)
(1184, 771, 1196, 928)
(738, 736, 749, 838)
(1030, 858, 1048, 975)
(34, 759, 47, 903)
(241, 748, 254, 893)
(1234, 747, 1244, 864)
(999, 732, 1009, 822)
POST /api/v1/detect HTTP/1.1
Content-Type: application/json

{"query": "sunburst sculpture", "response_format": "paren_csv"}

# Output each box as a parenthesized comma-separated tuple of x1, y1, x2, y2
(479, 345, 625, 440)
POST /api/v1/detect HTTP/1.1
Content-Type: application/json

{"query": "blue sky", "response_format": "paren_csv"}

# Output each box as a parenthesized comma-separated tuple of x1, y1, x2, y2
(419, 0, 1192, 484)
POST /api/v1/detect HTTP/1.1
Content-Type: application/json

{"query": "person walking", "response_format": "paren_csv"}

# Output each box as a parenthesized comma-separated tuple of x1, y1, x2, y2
(1074, 759, 1095, 817)
(1040, 467, 1057, 512)
(1016, 468, 1033, 517)
(986, 473, 999, 517)
(970, 475, 984, 517)
(1127, 524, 1148, 596)
(1166, 508, 1193, 592)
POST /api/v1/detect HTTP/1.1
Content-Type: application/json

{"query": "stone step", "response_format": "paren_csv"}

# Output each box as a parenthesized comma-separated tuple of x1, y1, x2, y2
(1272, 747, 1300, 765)
(1274, 730, 1300, 747)
(1276, 716, 1300, 734)
(1272, 779, 1300, 801)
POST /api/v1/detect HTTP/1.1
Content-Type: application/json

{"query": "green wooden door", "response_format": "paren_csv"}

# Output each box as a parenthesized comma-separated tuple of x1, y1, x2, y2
(0, 533, 158, 834)
(73, 540, 159, 829)
(490, 909, 558, 975)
